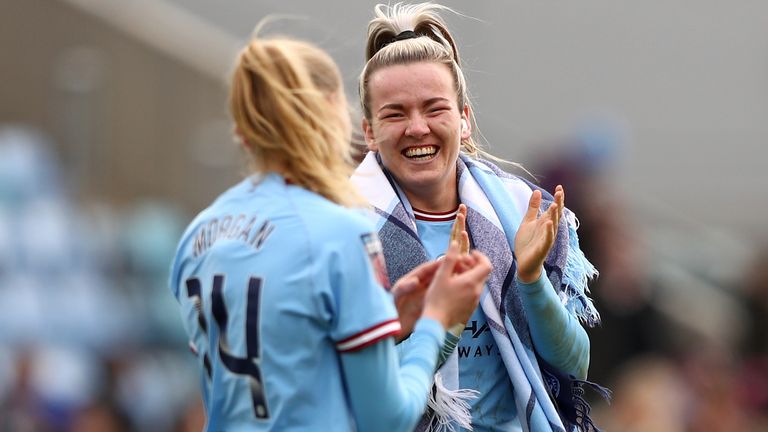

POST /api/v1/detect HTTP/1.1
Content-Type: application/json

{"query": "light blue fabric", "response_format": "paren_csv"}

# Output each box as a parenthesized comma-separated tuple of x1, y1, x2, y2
(342, 318, 445, 432)
(457, 308, 520, 432)
(416, 218, 519, 431)
(517, 274, 591, 380)
(351, 152, 600, 432)
(170, 173, 443, 431)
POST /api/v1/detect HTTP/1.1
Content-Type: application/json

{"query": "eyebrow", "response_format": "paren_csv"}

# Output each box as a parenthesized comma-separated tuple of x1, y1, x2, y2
(377, 97, 452, 113)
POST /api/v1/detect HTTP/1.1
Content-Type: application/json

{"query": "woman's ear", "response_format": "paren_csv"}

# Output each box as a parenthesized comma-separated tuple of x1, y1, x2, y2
(235, 127, 250, 149)
(460, 106, 472, 140)
(362, 118, 378, 151)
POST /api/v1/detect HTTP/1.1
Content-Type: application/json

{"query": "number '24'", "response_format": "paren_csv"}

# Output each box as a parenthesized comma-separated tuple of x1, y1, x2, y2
(186, 275, 269, 419)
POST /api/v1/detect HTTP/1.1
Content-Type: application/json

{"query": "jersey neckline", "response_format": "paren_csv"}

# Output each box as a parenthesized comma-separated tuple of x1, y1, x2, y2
(412, 206, 459, 222)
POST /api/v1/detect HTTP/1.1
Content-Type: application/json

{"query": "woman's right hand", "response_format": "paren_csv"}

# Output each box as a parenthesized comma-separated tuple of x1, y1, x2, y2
(422, 242, 492, 329)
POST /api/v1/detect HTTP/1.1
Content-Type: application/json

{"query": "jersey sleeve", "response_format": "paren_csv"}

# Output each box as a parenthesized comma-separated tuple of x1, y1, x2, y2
(322, 217, 401, 353)
(516, 272, 590, 379)
(340, 317, 445, 432)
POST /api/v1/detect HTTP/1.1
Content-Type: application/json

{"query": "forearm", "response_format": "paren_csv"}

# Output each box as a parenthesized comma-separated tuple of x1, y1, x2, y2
(396, 327, 459, 371)
(341, 318, 444, 432)
(516, 272, 590, 379)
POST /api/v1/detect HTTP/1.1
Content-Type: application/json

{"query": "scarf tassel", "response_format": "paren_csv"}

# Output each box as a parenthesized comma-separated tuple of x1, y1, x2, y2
(425, 372, 479, 432)
(539, 354, 611, 432)
(567, 378, 612, 432)
(560, 210, 601, 328)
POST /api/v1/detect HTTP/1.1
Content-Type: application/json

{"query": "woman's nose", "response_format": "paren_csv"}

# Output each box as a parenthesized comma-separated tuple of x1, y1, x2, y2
(405, 114, 429, 138)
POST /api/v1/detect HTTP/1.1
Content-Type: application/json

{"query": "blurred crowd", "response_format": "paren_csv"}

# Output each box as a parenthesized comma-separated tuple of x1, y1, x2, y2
(0, 123, 766, 431)
(532, 123, 768, 431)
(0, 125, 203, 432)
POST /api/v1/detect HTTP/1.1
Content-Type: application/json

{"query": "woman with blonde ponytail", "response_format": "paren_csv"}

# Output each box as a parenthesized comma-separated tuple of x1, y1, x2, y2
(170, 31, 493, 432)
(352, 3, 606, 432)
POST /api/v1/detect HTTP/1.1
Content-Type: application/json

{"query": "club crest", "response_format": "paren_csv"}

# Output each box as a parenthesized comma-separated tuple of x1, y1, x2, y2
(361, 232, 391, 290)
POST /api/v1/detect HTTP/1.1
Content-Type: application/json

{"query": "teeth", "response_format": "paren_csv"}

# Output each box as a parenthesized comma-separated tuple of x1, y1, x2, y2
(404, 146, 437, 158)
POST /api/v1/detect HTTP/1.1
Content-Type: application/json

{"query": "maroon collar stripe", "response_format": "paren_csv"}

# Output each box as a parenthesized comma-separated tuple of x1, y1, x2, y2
(412, 206, 459, 222)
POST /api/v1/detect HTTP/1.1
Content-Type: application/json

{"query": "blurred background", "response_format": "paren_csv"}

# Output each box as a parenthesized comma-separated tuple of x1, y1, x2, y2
(1, 0, 766, 431)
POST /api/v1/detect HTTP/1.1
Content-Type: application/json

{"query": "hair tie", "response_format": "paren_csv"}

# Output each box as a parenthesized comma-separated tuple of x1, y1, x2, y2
(393, 30, 418, 42)
(389, 30, 419, 43)
(379, 30, 419, 53)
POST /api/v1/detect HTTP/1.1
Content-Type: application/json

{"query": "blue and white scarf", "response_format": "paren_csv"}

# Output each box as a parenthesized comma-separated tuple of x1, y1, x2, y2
(351, 152, 605, 432)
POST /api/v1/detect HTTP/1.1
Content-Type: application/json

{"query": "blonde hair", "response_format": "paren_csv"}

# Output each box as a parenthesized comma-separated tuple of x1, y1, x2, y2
(230, 36, 364, 207)
(360, 2, 485, 157)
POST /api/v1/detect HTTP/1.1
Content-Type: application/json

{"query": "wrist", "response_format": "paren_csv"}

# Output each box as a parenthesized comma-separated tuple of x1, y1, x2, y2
(448, 322, 465, 337)
(422, 307, 451, 330)
(516, 267, 542, 285)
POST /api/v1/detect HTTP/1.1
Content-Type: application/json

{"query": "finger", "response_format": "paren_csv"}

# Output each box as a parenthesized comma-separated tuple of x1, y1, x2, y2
(454, 251, 493, 285)
(454, 253, 478, 274)
(406, 259, 441, 284)
(524, 190, 542, 222)
(450, 213, 462, 243)
(391, 275, 419, 298)
(457, 203, 467, 222)
(553, 185, 564, 227)
(457, 205, 469, 254)
(547, 200, 559, 231)
(450, 204, 467, 248)
(531, 216, 556, 252)
(460, 231, 470, 255)
(434, 241, 460, 283)
(536, 200, 555, 231)
(454, 213, 466, 241)
(396, 287, 427, 308)
(469, 250, 491, 269)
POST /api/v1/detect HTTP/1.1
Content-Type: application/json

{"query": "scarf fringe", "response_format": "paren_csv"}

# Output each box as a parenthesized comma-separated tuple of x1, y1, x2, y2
(426, 372, 479, 432)
(561, 210, 601, 327)
(541, 354, 612, 432)
(569, 379, 612, 432)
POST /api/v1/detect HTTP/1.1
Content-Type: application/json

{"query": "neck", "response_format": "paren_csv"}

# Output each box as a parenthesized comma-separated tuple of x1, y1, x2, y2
(402, 182, 458, 213)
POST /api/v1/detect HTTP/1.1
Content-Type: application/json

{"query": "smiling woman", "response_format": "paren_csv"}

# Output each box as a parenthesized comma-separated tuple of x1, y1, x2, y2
(351, 3, 605, 432)
(363, 62, 468, 212)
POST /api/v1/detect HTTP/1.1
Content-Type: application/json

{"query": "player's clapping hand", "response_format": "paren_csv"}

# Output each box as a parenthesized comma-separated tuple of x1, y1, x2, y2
(422, 241, 492, 330)
(394, 205, 484, 338)
(391, 260, 440, 342)
(514, 185, 564, 284)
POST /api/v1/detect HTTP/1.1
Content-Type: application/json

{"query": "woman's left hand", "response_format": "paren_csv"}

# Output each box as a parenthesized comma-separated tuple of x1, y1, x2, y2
(514, 185, 564, 284)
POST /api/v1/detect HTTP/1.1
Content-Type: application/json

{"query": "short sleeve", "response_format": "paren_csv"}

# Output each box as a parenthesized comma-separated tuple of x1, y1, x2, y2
(324, 221, 400, 353)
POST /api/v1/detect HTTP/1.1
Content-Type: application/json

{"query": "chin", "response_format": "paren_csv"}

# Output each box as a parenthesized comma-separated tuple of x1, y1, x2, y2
(404, 174, 445, 189)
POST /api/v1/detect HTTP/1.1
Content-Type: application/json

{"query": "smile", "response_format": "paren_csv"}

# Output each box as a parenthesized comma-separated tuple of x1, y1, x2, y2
(403, 145, 438, 159)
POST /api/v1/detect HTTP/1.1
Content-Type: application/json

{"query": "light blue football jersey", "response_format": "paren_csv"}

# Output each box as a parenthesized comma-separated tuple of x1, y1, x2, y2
(415, 215, 519, 432)
(170, 173, 401, 431)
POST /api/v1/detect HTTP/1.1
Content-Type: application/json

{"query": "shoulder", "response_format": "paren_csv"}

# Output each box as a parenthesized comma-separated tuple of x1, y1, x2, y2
(168, 177, 271, 296)
(463, 156, 532, 190)
(295, 196, 377, 245)
(465, 157, 535, 207)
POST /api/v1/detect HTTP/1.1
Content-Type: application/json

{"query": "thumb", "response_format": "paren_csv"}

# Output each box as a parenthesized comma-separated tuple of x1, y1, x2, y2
(392, 275, 419, 298)
(524, 190, 542, 222)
